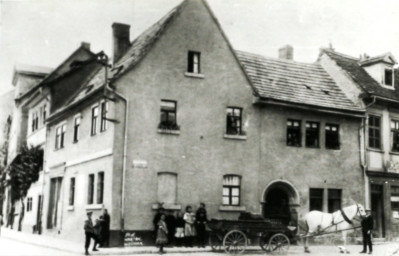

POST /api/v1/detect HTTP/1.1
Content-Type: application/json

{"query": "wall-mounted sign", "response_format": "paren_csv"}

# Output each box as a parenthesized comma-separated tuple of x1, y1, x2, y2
(124, 232, 143, 246)
(133, 160, 148, 168)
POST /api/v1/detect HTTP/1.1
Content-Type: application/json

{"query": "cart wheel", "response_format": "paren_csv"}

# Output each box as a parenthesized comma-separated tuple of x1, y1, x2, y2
(223, 230, 247, 254)
(259, 234, 270, 252)
(209, 232, 223, 251)
(268, 233, 290, 255)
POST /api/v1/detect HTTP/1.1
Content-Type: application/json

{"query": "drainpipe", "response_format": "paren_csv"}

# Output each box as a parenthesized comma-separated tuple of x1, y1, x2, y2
(113, 91, 128, 232)
(363, 96, 377, 208)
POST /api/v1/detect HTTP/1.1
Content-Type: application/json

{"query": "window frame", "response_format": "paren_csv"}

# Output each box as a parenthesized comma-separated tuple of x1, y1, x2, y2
(305, 121, 320, 148)
(96, 172, 104, 204)
(55, 122, 66, 149)
(309, 188, 323, 211)
(100, 101, 108, 132)
(159, 100, 179, 130)
(325, 123, 340, 150)
(187, 51, 201, 74)
(91, 105, 99, 136)
(327, 189, 342, 213)
(369, 115, 381, 149)
(226, 107, 243, 136)
(73, 115, 81, 143)
(87, 174, 95, 205)
(391, 120, 399, 152)
(69, 177, 75, 206)
(385, 68, 393, 86)
(222, 175, 241, 206)
(286, 119, 302, 147)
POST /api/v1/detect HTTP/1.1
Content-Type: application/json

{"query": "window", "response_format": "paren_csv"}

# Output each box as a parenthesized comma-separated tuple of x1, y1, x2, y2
(27, 197, 33, 212)
(47, 177, 62, 229)
(159, 100, 178, 130)
(42, 105, 47, 124)
(226, 107, 243, 135)
(100, 101, 108, 132)
(287, 119, 301, 147)
(306, 121, 319, 148)
(91, 106, 99, 135)
(69, 178, 75, 206)
(223, 175, 241, 206)
(369, 115, 381, 149)
(328, 189, 341, 213)
(391, 186, 399, 220)
(188, 51, 200, 74)
(385, 69, 393, 86)
(87, 174, 94, 204)
(55, 124, 66, 149)
(32, 112, 39, 132)
(309, 188, 323, 211)
(97, 172, 104, 204)
(73, 116, 81, 142)
(325, 124, 340, 149)
(391, 120, 399, 152)
(157, 172, 177, 204)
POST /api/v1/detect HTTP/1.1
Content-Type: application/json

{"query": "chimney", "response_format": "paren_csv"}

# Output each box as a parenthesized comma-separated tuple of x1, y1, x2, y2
(112, 23, 131, 64)
(278, 45, 293, 60)
(81, 42, 90, 50)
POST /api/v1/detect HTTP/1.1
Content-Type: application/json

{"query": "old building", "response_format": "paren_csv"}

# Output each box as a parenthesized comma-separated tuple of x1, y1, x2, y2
(319, 48, 399, 239)
(40, 0, 367, 246)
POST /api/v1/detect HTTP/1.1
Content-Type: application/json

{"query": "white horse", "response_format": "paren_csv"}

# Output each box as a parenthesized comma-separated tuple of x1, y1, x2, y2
(303, 203, 366, 253)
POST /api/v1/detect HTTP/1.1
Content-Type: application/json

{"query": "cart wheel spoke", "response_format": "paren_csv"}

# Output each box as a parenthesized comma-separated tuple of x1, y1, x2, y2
(269, 233, 290, 255)
(223, 230, 247, 254)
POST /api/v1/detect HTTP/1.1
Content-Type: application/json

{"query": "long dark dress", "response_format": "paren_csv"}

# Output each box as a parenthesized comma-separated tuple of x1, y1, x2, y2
(195, 208, 208, 247)
(101, 213, 111, 247)
(165, 214, 176, 245)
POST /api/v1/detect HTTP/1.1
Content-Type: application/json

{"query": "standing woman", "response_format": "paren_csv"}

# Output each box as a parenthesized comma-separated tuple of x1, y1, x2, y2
(183, 205, 196, 247)
(156, 213, 168, 254)
(174, 211, 185, 247)
(195, 203, 208, 247)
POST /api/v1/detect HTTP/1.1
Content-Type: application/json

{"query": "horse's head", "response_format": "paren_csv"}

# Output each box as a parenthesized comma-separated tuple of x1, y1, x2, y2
(356, 203, 367, 218)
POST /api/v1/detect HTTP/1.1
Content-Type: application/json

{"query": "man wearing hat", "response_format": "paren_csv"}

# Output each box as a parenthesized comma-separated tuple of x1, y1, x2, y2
(84, 212, 99, 255)
(360, 208, 374, 254)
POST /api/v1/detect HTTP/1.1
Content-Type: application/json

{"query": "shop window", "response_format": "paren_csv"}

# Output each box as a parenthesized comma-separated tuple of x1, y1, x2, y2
(309, 188, 323, 211)
(287, 119, 301, 147)
(223, 175, 241, 206)
(328, 189, 341, 213)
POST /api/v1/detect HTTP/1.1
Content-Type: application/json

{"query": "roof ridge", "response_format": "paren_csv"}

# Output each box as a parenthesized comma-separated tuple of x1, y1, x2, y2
(321, 48, 359, 61)
(236, 50, 320, 67)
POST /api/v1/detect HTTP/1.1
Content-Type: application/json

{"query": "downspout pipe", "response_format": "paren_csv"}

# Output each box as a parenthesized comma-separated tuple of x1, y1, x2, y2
(113, 91, 128, 232)
(363, 96, 377, 208)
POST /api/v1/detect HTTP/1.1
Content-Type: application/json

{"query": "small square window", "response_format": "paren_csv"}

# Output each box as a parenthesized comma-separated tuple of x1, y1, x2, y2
(222, 175, 241, 206)
(188, 51, 201, 74)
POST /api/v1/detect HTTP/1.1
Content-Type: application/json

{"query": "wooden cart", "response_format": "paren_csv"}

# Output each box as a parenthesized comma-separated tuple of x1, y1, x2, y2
(208, 216, 294, 255)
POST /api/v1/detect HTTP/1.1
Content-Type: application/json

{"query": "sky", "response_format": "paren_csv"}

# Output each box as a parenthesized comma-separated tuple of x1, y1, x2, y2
(0, 0, 399, 96)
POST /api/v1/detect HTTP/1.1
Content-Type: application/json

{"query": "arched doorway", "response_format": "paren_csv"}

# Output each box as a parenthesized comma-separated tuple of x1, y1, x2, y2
(262, 180, 299, 227)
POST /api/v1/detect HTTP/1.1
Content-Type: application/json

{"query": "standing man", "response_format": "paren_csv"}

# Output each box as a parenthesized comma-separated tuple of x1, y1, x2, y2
(100, 209, 111, 247)
(195, 203, 208, 247)
(360, 208, 373, 254)
(84, 212, 99, 255)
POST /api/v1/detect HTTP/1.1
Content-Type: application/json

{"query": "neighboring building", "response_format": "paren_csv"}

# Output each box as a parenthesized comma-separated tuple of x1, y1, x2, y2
(0, 90, 14, 164)
(319, 48, 399, 239)
(42, 0, 366, 246)
(3, 42, 101, 233)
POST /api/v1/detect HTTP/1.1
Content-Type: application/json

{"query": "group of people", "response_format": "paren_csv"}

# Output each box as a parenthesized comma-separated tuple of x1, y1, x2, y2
(83, 209, 111, 255)
(153, 203, 208, 254)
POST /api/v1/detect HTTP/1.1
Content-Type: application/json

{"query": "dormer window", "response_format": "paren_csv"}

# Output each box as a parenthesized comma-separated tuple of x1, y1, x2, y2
(385, 68, 393, 86)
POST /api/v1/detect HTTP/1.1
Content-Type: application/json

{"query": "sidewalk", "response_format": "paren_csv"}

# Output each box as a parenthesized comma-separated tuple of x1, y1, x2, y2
(1, 227, 399, 255)
(1, 228, 212, 255)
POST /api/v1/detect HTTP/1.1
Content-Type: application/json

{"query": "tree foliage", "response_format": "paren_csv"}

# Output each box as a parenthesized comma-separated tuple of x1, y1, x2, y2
(7, 144, 43, 204)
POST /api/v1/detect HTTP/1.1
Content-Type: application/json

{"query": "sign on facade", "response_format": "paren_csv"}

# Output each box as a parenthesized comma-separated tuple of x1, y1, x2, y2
(132, 160, 148, 168)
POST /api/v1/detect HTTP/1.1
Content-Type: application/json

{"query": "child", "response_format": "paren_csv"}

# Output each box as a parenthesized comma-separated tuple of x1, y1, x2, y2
(174, 211, 185, 247)
(156, 214, 168, 254)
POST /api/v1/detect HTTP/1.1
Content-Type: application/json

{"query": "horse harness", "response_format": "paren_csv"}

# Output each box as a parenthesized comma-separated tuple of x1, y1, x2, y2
(318, 204, 359, 234)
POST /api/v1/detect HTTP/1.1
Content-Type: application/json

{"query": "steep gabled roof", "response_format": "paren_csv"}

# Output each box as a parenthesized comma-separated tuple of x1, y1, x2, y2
(321, 48, 399, 101)
(49, 1, 185, 119)
(237, 50, 363, 113)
